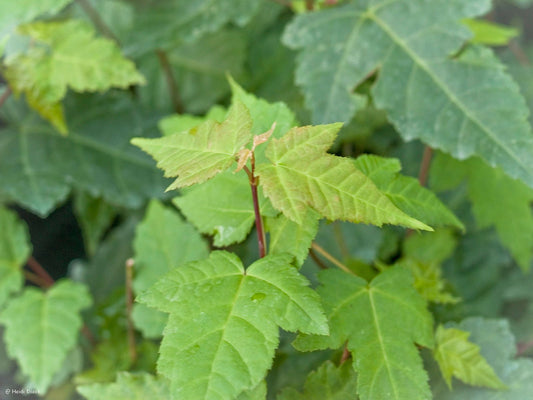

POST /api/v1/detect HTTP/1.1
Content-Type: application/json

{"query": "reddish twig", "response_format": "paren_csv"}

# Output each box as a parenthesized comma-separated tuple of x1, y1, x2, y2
(243, 161, 266, 258)
(23, 270, 49, 288)
(417, 146, 433, 187)
(157, 49, 184, 114)
(340, 343, 351, 365)
(26, 256, 55, 288)
(125, 258, 137, 363)
(309, 248, 328, 270)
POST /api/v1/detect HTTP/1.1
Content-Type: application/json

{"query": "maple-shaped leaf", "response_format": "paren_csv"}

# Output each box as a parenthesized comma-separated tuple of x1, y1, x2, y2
(132, 99, 252, 190)
(174, 170, 277, 247)
(256, 123, 431, 230)
(294, 267, 434, 400)
(266, 209, 320, 266)
(283, 0, 533, 189)
(0, 94, 168, 217)
(354, 155, 464, 230)
(5, 19, 145, 134)
(434, 325, 505, 389)
(132, 200, 209, 338)
(127, 0, 263, 55)
(430, 152, 533, 271)
(138, 251, 328, 400)
(78, 372, 170, 400)
(0, 280, 92, 392)
(277, 361, 357, 400)
(431, 318, 533, 399)
(0, 207, 31, 309)
(396, 230, 460, 304)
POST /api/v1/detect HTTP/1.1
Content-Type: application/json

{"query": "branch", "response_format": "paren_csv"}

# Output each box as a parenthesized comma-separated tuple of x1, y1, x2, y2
(125, 258, 137, 363)
(417, 145, 433, 187)
(156, 50, 184, 114)
(311, 242, 354, 275)
(0, 87, 11, 109)
(76, 0, 120, 43)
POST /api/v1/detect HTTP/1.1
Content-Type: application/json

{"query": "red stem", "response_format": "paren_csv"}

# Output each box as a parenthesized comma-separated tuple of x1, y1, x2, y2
(26, 256, 55, 288)
(418, 146, 433, 187)
(340, 344, 351, 365)
(243, 159, 266, 258)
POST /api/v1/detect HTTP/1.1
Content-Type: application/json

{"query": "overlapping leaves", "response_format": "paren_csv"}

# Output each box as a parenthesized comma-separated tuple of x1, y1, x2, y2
(138, 251, 328, 400)
(294, 267, 434, 400)
(283, 0, 533, 189)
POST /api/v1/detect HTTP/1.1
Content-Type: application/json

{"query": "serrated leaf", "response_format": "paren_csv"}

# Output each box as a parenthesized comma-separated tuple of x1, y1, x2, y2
(431, 318, 533, 399)
(5, 20, 145, 134)
(127, 0, 262, 55)
(462, 19, 518, 46)
(256, 123, 431, 230)
(354, 155, 464, 230)
(266, 209, 320, 266)
(78, 372, 169, 400)
(0, 94, 169, 217)
(73, 192, 117, 256)
(236, 381, 266, 400)
(0, 280, 92, 392)
(132, 200, 209, 338)
(283, 1, 533, 189)
(294, 267, 434, 400)
(277, 361, 357, 400)
(430, 153, 533, 271)
(174, 170, 276, 247)
(138, 251, 328, 400)
(0, 207, 31, 309)
(434, 325, 506, 389)
(132, 99, 252, 190)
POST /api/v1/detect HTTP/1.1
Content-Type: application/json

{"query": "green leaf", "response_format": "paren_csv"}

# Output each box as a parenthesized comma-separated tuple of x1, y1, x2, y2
(430, 153, 533, 271)
(159, 106, 227, 136)
(462, 19, 518, 46)
(354, 155, 464, 230)
(434, 325, 506, 389)
(266, 209, 320, 266)
(73, 192, 117, 256)
(283, 1, 533, 189)
(128, 0, 262, 55)
(174, 170, 276, 247)
(431, 318, 533, 399)
(0, 0, 73, 34)
(78, 372, 169, 400)
(132, 200, 209, 338)
(277, 361, 357, 400)
(256, 123, 431, 230)
(138, 251, 328, 400)
(0, 207, 31, 309)
(0, 280, 92, 392)
(5, 20, 145, 134)
(294, 267, 434, 400)
(236, 381, 267, 400)
(0, 94, 168, 217)
(132, 99, 252, 190)
(396, 230, 459, 304)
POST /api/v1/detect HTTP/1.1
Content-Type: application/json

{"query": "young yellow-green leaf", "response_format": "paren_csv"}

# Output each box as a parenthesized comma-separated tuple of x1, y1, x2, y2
(277, 361, 357, 400)
(0, 207, 31, 309)
(0, 280, 92, 392)
(256, 123, 431, 230)
(462, 19, 518, 46)
(138, 251, 328, 400)
(132, 99, 252, 190)
(396, 230, 459, 304)
(0, 0, 73, 35)
(78, 372, 170, 400)
(431, 153, 533, 271)
(174, 170, 277, 247)
(354, 155, 464, 230)
(431, 318, 533, 399)
(294, 267, 434, 400)
(266, 209, 320, 266)
(132, 200, 209, 338)
(434, 325, 506, 389)
(283, 0, 533, 189)
(5, 20, 145, 134)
